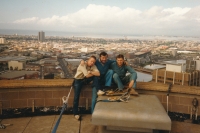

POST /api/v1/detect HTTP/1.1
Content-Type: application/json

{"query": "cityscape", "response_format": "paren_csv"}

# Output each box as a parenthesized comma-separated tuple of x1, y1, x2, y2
(1, 0, 200, 132)
(0, 31, 200, 81)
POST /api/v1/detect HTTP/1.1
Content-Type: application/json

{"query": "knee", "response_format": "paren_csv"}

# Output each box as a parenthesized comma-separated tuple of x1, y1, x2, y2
(113, 73, 119, 79)
(129, 74, 137, 81)
(107, 69, 114, 75)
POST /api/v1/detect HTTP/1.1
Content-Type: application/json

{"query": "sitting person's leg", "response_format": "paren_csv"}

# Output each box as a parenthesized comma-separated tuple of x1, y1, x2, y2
(104, 69, 113, 87)
(122, 74, 137, 89)
(73, 79, 84, 117)
(113, 73, 124, 90)
(122, 74, 138, 95)
(91, 76, 99, 113)
(97, 69, 114, 95)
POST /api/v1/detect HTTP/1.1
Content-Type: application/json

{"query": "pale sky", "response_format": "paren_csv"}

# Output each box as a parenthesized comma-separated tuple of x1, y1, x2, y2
(1, 0, 200, 36)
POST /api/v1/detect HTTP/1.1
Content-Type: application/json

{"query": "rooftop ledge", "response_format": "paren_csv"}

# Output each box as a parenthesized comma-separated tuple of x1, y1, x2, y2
(0, 79, 200, 96)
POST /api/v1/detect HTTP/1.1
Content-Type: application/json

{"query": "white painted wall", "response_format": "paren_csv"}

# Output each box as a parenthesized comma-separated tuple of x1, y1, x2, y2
(8, 61, 24, 70)
(166, 64, 186, 72)
(196, 60, 200, 71)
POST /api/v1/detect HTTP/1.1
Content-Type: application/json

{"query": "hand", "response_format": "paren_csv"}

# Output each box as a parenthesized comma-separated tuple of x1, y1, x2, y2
(124, 61, 129, 66)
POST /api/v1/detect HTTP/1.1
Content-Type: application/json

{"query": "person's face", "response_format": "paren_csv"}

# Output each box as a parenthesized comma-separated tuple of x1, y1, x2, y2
(116, 57, 124, 67)
(87, 58, 96, 67)
(100, 55, 108, 64)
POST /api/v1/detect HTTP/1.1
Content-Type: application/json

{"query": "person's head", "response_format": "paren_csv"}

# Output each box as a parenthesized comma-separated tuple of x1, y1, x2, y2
(99, 51, 108, 64)
(116, 54, 124, 67)
(87, 55, 96, 67)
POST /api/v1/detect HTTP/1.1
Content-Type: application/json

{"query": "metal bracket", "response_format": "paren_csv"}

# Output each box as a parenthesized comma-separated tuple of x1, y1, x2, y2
(62, 96, 68, 104)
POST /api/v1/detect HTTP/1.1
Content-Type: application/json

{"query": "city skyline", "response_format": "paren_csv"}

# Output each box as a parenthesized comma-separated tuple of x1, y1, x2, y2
(1, 0, 200, 37)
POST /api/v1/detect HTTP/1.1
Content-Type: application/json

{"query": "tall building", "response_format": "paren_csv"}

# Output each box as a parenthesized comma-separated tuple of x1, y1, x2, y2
(38, 31, 45, 42)
(0, 38, 6, 44)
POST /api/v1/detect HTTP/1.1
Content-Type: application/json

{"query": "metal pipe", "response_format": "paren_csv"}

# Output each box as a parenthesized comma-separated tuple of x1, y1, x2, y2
(167, 83, 172, 113)
(32, 100, 35, 113)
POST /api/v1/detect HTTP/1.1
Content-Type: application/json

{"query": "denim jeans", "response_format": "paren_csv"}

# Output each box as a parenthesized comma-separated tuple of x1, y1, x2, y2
(113, 73, 137, 90)
(98, 69, 113, 90)
(73, 76, 98, 115)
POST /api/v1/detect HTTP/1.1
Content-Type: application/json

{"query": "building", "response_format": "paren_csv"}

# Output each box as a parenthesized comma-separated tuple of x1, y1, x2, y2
(0, 56, 37, 70)
(0, 38, 6, 44)
(8, 61, 25, 70)
(152, 60, 200, 86)
(196, 60, 200, 71)
(0, 70, 39, 80)
(126, 52, 135, 59)
(38, 31, 45, 42)
(164, 60, 186, 73)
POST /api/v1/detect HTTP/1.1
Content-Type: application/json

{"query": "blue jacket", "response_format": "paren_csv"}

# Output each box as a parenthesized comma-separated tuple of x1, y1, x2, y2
(95, 59, 114, 76)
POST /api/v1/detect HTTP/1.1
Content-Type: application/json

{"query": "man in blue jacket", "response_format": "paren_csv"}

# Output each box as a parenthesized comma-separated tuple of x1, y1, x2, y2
(95, 52, 115, 95)
(110, 54, 138, 95)
(81, 52, 114, 95)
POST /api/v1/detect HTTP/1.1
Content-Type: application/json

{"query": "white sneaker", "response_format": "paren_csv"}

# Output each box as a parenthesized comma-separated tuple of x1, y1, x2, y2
(97, 90, 105, 96)
(74, 115, 80, 120)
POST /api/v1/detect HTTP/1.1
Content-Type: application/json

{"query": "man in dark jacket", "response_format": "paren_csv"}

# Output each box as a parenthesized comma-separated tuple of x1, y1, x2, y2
(111, 54, 138, 95)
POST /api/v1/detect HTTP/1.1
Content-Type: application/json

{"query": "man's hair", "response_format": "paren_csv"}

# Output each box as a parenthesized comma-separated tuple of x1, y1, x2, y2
(99, 51, 108, 57)
(89, 55, 97, 60)
(116, 54, 124, 59)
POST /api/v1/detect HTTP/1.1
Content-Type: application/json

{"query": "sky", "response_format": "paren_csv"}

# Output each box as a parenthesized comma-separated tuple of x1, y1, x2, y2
(1, 0, 200, 37)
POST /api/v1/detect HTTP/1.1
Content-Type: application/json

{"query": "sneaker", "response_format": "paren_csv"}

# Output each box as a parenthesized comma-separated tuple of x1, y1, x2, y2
(97, 90, 105, 96)
(74, 115, 80, 120)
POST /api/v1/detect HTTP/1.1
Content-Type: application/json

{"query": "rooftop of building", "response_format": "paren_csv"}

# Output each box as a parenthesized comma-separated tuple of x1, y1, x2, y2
(0, 79, 200, 132)
(0, 56, 36, 62)
(163, 60, 186, 65)
(0, 70, 38, 79)
(144, 64, 166, 70)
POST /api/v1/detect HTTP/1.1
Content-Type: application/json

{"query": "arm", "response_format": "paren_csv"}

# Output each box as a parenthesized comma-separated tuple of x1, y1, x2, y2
(89, 65, 100, 76)
(84, 65, 100, 78)
(85, 72, 94, 78)
(80, 60, 86, 66)
(126, 66, 137, 80)
(110, 59, 128, 66)
(124, 61, 129, 66)
(88, 70, 100, 76)
(78, 65, 93, 78)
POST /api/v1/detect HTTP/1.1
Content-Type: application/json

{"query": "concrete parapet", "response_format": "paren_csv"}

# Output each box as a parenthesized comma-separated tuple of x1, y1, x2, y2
(0, 79, 199, 116)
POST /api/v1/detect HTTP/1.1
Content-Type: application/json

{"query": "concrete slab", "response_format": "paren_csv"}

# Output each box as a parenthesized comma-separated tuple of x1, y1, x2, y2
(92, 95, 171, 131)
(80, 115, 98, 133)
(98, 126, 153, 133)
(51, 114, 97, 133)
(51, 115, 80, 133)
(23, 115, 55, 133)
(0, 117, 31, 133)
(107, 126, 153, 133)
(171, 121, 200, 133)
(1, 115, 200, 133)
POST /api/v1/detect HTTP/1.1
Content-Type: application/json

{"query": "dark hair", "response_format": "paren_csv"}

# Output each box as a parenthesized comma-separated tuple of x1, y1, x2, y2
(99, 51, 108, 57)
(90, 55, 97, 60)
(116, 54, 124, 59)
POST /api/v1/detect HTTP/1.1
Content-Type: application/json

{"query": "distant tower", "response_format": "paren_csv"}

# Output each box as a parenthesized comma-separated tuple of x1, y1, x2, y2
(171, 49, 177, 57)
(38, 31, 45, 42)
(0, 38, 6, 44)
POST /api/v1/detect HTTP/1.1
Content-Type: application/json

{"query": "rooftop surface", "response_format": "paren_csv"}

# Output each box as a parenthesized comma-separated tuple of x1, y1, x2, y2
(0, 71, 38, 79)
(163, 60, 186, 65)
(144, 64, 166, 70)
(0, 115, 200, 133)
